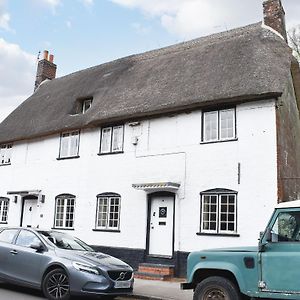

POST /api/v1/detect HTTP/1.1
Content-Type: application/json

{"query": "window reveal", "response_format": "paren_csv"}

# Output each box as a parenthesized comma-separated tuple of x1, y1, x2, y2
(54, 195, 75, 229)
(0, 198, 9, 223)
(201, 193, 237, 234)
(96, 194, 120, 230)
(0, 144, 12, 165)
(100, 126, 124, 154)
(59, 131, 80, 158)
(203, 108, 236, 142)
(82, 99, 92, 113)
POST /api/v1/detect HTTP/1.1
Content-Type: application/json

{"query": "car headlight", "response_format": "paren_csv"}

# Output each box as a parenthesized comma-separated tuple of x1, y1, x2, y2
(72, 261, 100, 275)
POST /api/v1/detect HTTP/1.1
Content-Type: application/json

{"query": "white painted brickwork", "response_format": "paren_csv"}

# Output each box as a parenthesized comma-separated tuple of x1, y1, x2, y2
(0, 100, 277, 252)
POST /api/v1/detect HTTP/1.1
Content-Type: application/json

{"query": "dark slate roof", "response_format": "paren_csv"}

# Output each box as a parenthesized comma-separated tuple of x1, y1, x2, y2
(0, 22, 296, 143)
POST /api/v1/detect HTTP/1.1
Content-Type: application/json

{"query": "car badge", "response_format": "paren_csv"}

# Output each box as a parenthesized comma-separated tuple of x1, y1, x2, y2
(117, 272, 127, 281)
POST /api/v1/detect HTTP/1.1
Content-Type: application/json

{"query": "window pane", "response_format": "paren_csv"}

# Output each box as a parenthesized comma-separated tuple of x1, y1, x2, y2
(0, 144, 12, 165)
(201, 193, 237, 234)
(16, 230, 40, 248)
(97, 197, 108, 228)
(60, 134, 69, 157)
(112, 126, 124, 152)
(100, 128, 112, 153)
(0, 200, 9, 222)
(60, 132, 79, 158)
(219, 194, 236, 232)
(271, 212, 300, 242)
(96, 196, 120, 230)
(201, 195, 218, 233)
(220, 109, 235, 140)
(0, 229, 18, 243)
(69, 132, 79, 156)
(54, 196, 75, 228)
(82, 99, 92, 113)
(203, 111, 218, 141)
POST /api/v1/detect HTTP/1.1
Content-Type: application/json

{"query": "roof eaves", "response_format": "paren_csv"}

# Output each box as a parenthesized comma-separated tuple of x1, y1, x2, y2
(0, 92, 282, 145)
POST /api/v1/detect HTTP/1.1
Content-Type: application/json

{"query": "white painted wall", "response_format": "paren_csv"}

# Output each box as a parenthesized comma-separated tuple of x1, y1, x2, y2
(0, 99, 277, 252)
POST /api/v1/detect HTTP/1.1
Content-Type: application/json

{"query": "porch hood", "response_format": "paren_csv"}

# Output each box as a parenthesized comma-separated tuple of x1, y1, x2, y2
(132, 182, 180, 193)
(7, 189, 41, 196)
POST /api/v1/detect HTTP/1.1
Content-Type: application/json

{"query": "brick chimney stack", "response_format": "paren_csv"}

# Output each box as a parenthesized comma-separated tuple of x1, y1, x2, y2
(34, 50, 57, 91)
(263, 0, 287, 42)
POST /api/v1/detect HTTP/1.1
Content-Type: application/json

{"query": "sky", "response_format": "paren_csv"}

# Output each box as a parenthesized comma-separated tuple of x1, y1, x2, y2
(0, 0, 300, 122)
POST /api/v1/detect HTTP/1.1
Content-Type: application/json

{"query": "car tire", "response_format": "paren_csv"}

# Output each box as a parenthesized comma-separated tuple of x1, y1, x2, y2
(42, 268, 71, 300)
(193, 276, 241, 300)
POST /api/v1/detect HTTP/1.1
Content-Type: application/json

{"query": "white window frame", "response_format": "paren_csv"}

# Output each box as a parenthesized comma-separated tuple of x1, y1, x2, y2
(200, 193, 237, 234)
(203, 108, 236, 142)
(54, 194, 76, 229)
(96, 194, 121, 230)
(59, 131, 80, 158)
(0, 144, 12, 165)
(0, 198, 9, 223)
(100, 125, 124, 154)
(82, 99, 92, 113)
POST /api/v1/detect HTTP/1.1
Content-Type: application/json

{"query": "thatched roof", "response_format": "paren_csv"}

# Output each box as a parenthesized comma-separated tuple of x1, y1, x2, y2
(0, 22, 296, 143)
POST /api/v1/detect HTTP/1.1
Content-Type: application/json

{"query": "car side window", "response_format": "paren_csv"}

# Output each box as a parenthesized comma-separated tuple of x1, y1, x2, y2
(15, 230, 41, 248)
(271, 212, 300, 242)
(0, 229, 19, 243)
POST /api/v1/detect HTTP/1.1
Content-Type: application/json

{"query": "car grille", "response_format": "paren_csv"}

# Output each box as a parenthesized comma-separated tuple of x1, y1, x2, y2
(107, 270, 132, 281)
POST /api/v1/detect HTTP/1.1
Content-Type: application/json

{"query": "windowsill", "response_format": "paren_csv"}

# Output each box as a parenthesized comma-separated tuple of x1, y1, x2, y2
(92, 229, 120, 233)
(56, 156, 80, 160)
(97, 151, 124, 156)
(0, 163, 11, 167)
(51, 227, 75, 231)
(197, 232, 240, 237)
(200, 138, 238, 145)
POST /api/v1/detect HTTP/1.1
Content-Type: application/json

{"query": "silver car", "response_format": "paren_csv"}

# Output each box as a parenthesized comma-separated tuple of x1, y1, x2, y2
(0, 227, 134, 299)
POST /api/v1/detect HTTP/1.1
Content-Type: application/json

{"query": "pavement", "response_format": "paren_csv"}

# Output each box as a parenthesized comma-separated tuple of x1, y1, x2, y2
(125, 278, 193, 300)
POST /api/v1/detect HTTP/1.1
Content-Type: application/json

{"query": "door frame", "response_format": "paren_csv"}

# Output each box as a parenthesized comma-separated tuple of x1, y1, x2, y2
(146, 191, 176, 258)
(20, 195, 38, 227)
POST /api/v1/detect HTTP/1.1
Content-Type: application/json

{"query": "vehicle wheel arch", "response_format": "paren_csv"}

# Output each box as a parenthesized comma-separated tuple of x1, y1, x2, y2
(42, 263, 69, 283)
(192, 268, 240, 292)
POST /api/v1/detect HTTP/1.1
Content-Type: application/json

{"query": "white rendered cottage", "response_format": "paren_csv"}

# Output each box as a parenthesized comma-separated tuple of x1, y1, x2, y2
(0, 0, 300, 276)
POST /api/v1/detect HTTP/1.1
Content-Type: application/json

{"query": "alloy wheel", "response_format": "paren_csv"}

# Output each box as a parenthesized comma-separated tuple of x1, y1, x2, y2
(45, 271, 70, 299)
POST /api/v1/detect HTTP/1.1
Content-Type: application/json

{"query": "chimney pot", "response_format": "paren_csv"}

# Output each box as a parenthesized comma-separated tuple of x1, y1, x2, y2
(43, 50, 49, 60)
(34, 51, 57, 91)
(49, 54, 54, 63)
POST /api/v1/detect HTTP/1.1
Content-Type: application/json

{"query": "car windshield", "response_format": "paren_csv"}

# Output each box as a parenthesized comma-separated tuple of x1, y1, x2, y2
(38, 231, 95, 251)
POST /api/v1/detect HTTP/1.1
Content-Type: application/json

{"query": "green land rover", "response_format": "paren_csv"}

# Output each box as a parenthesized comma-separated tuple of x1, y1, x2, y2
(182, 200, 300, 299)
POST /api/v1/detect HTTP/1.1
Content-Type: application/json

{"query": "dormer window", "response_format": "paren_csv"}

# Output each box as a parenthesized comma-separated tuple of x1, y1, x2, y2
(82, 99, 92, 113)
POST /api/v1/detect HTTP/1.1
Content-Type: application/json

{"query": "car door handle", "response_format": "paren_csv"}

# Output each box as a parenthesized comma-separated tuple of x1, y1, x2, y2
(10, 250, 18, 255)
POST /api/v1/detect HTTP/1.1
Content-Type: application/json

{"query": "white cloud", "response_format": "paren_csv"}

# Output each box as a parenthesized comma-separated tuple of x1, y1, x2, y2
(39, 0, 61, 7)
(66, 20, 72, 29)
(80, 0, 94, 6)
(0, 38, 36, 122)
(0, 0, 13, 32)
(110, 0, 300, 39)
(32, 0, 62, 14)
(131, 22, 150, 35)
(0, 12, 10, 30)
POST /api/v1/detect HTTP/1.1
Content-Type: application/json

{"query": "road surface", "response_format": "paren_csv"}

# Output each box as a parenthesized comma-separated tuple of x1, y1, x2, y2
(0, 282, 137, 299)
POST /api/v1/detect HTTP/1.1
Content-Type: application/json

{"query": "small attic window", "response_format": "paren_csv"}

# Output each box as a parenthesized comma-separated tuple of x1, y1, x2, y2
(82, 99, 92, 113)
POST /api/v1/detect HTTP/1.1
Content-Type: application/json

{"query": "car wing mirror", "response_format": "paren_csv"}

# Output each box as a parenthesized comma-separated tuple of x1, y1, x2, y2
(259, 228, 272, 252)
(30, 242, 45, 252)
(265, 228, 272, 242)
